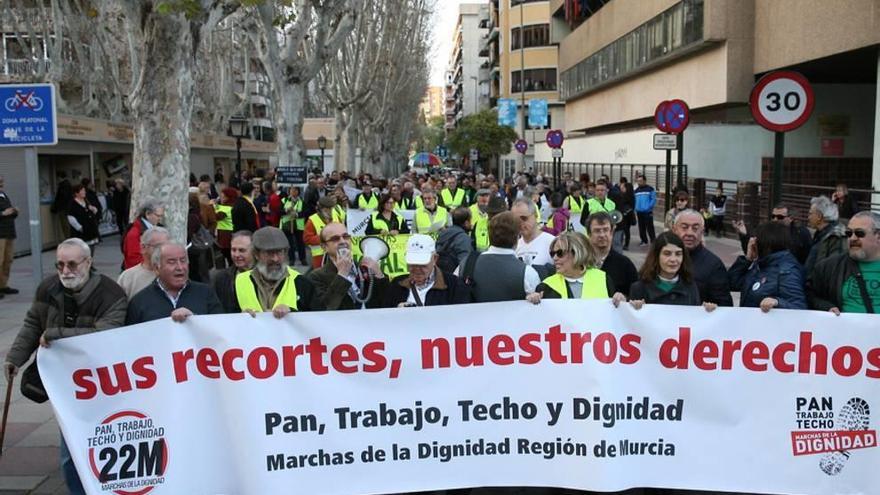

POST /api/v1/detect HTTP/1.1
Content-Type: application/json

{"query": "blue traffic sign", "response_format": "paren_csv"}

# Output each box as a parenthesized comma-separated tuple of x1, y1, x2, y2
(0, 84, 57, 147)
(654, 99, 690, 134)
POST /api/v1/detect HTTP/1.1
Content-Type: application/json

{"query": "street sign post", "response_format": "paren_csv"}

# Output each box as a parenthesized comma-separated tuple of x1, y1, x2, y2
(654, 99, 690, 207)
(546, 130, 565, 187)
(653, 134, 678, 150)
(469, 149, 479, 162)
(749, 71, 815, 205)
(0, 83, 58, 282)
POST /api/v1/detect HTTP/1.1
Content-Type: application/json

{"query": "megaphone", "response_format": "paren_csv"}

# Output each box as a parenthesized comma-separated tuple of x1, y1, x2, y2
(609, 210, 624, 225)
(360, 237, 390, 261)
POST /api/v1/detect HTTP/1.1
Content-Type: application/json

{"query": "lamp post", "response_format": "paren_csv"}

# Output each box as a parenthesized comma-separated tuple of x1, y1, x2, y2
(317, 135, 327, 172)
(228, 115, 249, 177)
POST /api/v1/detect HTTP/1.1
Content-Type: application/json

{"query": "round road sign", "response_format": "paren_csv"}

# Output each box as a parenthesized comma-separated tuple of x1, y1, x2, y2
(515, 139, 528, 154)
(546, 130, 564, 149)
(749, 71, 814, 132)
(654, 99, 689, 134)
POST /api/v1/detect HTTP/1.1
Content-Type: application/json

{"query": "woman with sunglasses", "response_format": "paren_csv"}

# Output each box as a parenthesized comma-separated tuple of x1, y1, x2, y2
(525, 231, 617, 303)
(664, 190, 690, 231)
(728, 221, 806, 312)
(366, 193, 410, 236)
(628, 231, 716, 311)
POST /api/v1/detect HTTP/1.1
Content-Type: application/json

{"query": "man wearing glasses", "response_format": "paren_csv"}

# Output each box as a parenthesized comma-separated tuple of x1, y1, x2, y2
(4, 237, 128, 495)
(307, 222, 387, 310)
(808, 211, 880, 314)
(235, 226, 318, 316)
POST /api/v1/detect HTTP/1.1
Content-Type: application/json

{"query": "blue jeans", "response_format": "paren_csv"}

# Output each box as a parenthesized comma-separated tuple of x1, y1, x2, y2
(60, 431, 86, 495)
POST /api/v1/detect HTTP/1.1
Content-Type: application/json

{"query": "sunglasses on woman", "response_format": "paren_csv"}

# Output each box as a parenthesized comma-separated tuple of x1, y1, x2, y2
(550, 249, 571, 259)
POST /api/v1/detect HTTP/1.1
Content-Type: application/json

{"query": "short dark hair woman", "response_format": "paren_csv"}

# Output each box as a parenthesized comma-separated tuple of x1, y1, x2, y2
(727, 221, 806, 312)
(628, 231, 716, 311)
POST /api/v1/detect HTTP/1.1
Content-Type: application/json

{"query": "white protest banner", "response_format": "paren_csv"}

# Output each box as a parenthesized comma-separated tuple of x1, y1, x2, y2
(39, 302, 880, 495)
(346, 209, 372, 237)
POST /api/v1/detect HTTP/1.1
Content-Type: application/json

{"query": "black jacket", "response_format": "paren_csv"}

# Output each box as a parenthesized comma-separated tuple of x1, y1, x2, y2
(384, 270, 471, 307)
(689, 244, 733, 306)
(807, 253, 874, 313)
(0, 190, 17, 239)
(209, 266, 245, 313)
(306, 262, 388, 310)
(125, 279, 224, 325)
(629, 278, 702, 306)
(601, 249, 638, 297)
(231, 196, 259, 233)
(68, 199, 100, 242)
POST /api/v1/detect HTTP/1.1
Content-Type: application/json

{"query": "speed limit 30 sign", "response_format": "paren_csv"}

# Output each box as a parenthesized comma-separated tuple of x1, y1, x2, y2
(749, 71, 815, 132)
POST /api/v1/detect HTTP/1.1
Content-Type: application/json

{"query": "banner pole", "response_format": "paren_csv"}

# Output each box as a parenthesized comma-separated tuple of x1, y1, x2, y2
(0, 376, 13, 456)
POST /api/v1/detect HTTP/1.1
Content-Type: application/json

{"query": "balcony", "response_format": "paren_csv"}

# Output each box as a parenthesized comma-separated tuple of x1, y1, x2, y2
(479, 35, 489, 57)
(3, 59, 52, 77)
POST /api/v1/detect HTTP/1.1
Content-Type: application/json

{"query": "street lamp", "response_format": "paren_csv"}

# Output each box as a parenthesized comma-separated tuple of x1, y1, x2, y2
(317, 135, 327, 172)
(228, 115, 249, 176)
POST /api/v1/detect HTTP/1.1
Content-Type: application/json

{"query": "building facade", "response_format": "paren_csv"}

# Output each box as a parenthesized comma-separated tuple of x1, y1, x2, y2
(491, 0, 565, 174)
(446, 3, 489, 133)
(535, 0, 879, 203)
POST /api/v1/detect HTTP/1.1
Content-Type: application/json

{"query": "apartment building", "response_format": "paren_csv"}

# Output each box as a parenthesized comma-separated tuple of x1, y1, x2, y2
(445, 3, 489, 132)
(536, 0, 879, 194)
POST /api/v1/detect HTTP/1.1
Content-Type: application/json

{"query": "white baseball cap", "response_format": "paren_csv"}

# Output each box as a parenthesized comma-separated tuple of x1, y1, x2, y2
(405, 234, 435, 265)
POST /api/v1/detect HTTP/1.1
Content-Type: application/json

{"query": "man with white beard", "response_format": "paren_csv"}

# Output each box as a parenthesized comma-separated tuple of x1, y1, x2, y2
(235, 226, 318, 316)
(4, 237, 127, 495)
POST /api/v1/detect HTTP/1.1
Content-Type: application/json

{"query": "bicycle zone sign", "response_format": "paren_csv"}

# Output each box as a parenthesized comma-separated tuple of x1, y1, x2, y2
(749, 71, 815, 132)
(0, 83, 58, 147)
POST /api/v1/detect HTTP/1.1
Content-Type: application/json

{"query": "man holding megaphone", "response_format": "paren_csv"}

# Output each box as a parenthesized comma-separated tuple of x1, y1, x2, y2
(306, 222, 388, 310)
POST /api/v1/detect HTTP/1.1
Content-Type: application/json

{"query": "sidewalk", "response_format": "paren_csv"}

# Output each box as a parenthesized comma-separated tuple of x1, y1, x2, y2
(0, 228, 744, 494)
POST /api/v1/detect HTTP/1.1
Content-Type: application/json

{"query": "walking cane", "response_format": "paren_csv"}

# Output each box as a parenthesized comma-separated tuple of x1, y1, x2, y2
(0, 375, 13, 456)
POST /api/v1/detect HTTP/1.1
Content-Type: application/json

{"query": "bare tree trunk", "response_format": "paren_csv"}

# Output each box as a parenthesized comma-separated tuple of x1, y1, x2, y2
(127, 13, 196, 243)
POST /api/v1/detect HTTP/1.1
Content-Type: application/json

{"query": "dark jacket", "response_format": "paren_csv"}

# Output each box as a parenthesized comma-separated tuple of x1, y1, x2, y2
(209, 266, 246, 313)
(383, 269, 471, 307)
(728, 250, 807, 309)
(436, 225, 474, 271)
(835, 194, 860, 220)
(805, 222, 848, 276)
(689, 244, 733, 306)
(86, 188, 102, 219)
(0, 190, 17, 239)
(6, 272, 127, 367)
(231, 196, 260, 233)
(601, 249, 639, 297)
(807, 253, 874, 312)
(111, 186, 131, 223)
(738, 222, 812, 266)
(126, 279, 224, 325)
(629, 278, 702, 306)
(306, 262, 388, 310)
(68, 199, 100, 242)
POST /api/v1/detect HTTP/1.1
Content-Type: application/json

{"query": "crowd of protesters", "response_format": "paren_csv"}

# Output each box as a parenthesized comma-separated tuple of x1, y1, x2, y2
(0, 164, 877, 494)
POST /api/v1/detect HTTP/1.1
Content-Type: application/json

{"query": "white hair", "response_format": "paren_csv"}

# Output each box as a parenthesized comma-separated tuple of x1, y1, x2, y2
(810, 196, 838, 222)
(140, 226, 169, 246)
(852, 210, 880, 231)
(673, 208, 705, 226)
(150, 241, 187, 268)
(57, 238, 91, 259)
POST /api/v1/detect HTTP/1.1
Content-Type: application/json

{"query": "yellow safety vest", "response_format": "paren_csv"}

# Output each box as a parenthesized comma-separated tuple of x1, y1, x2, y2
(280, 198, 304, 231)
(568, 195, 585, 214)
(235, 268, 300, 312)
(414, 196, 424, 209)
(358, 194, 378, 210)
(587, 197, 616, 215)
(334, 205, 347, 224)
(441, 188, 465, 208)
(542, 270, 608, 299)
(469, 204, 489, 251)
(371, 211, 394, 233)
(414, 207, 448, 233)
(534, 203, 543, 225)
(215, 204, 233, 231)
(308, 212, 339, 257)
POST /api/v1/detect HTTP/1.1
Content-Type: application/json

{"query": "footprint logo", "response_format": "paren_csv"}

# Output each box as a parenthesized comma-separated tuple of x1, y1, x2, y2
(819, 398, 870, 476)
